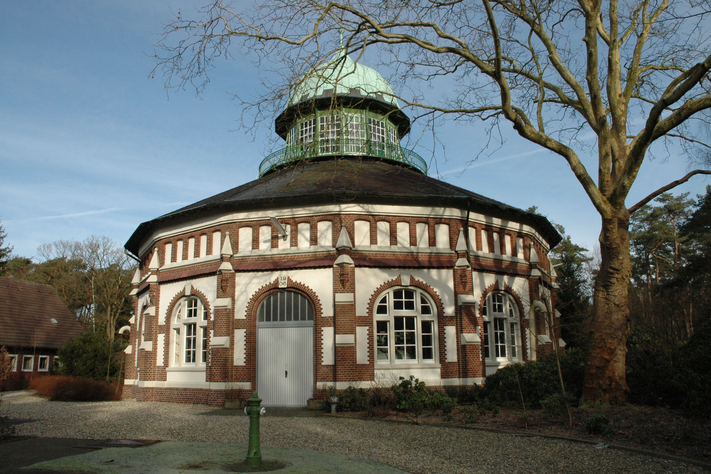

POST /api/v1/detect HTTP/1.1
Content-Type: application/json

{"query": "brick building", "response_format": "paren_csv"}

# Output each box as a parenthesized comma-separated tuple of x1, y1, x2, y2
(0, 277, 83, 390)
(123, 50, 561, 407)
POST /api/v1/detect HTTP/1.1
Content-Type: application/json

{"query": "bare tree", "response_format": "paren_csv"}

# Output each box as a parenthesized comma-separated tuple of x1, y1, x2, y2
(154, 0, 711, 402)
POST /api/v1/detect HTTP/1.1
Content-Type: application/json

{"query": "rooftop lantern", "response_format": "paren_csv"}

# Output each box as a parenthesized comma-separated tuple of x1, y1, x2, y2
(259, 47, 427, 177)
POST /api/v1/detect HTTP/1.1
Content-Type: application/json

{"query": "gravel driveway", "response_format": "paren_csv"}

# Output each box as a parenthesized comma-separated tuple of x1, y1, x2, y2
(0, 391, 703, 474)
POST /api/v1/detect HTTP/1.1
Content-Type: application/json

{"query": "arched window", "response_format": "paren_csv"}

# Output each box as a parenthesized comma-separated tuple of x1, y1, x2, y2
(171, 297, 208, 366)
(373, 288, 437, 366)
(482, 292, 521, 364)
(257, 290, 313, 323)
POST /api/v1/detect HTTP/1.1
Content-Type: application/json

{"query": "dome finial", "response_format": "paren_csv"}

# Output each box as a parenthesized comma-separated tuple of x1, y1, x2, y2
(339, 28, 344, 48)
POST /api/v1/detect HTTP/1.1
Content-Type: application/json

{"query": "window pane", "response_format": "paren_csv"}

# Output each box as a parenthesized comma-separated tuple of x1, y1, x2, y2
(483, 323, 490, 359)
(421, 320, 434, 361)
(394, 316, 417, 361)
(186, 298, 197, 318)
(405, 346, 416, 359)
(307, 299, 314, 320)
(394, 317, 404, 331)
(510, 323, 518, 358)
(420, 296, 432, 314)
(403, 289, 415, 311)
(185, 323, 197, 363)
(494, 318, 506, 358)
(376, 321, 389, 361)
(202, 328, 208, 363)
(300, 118, 315, 143)
(376, 295, 388, 314)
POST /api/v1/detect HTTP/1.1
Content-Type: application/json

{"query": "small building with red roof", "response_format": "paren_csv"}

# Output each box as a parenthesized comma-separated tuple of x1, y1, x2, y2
(0, 277, 84, 390)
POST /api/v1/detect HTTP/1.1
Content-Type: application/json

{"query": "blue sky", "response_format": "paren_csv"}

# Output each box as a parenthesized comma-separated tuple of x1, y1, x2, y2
(1, 2, 709, 260)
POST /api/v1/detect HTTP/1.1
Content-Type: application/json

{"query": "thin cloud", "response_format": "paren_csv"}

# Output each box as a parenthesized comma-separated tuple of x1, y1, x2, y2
(440, 148, 547, 177)
(12, 208, 124, 223)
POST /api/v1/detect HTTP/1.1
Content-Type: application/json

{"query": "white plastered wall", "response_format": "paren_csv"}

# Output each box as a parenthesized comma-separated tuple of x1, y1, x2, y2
(233, 268, 334, 319)
(355, 267, 455, 316)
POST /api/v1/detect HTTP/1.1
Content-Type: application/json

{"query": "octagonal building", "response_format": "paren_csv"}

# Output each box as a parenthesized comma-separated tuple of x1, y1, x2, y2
(123, 50, 561, 406)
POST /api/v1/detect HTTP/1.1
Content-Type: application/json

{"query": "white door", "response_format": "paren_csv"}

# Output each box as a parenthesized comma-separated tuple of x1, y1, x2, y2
(256, 291, 314, 407)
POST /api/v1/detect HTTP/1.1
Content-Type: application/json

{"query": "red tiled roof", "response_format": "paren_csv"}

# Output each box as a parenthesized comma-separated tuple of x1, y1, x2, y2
(0, 277, 84, 350)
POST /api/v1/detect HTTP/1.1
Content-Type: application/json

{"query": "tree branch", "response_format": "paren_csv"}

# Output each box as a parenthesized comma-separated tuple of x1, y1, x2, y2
(629, 170, 711, 214)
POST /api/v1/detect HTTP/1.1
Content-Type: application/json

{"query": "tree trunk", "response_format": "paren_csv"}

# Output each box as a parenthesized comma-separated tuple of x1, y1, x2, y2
(583, 208, 632, 403)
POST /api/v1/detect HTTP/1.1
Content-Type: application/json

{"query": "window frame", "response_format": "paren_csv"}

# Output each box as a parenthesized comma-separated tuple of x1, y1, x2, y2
(373, 287, 438, 367)
(170, 297, 209, 368)
(9, 354, 17, 372)
(22, 355, 34, 372)
(38, 355, 50, 372)
(482, 291, 521, 365)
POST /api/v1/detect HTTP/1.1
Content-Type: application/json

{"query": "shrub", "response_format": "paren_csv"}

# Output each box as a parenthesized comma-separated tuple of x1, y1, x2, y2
(56, 331, 126, 382)
(427, 390, 458, 415)
(584, 412, 610, 435)
(483, 348, 585, 408)
(367, 386, 395, 413)
(29, 376, 120, 402)
(672, 322, 711, 417)
(338, 386, 370, 412)
(627, 322, 711, 417)
(392, 376, 429, 421)
(541, 393, 576, 418)
(626, 328, 679, 407)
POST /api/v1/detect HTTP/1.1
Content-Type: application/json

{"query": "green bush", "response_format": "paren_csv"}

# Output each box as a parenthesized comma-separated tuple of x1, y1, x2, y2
(392, 376, 429, 419)
(337, 386, 370, 412)
(584, 412, 610, 435)
(390, 376, 458, 420)
(672, 322, 711, 417)
(427, 390, 458, 415)
(483, 348, 585, 408)
(56, 331, 126, 382)
(627, 322, 711, 417)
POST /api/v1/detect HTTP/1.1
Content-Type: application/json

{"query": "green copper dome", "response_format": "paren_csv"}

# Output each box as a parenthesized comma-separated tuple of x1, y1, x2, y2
(288, 50, 399, 108)
(265, 48, 425, 178)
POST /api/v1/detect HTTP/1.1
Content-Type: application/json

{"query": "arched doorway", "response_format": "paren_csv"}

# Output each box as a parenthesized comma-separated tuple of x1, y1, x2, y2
(256, 290, 314, 406)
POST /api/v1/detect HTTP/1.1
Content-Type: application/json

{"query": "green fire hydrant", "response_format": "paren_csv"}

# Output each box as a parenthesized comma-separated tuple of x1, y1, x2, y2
(244, 392, 265, 468)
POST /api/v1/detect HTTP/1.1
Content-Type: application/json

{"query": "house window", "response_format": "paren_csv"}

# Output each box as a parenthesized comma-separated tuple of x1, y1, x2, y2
(300, 117, 316, 144)
(319, 113, 342, 154)
(22, 355, 34, 372)
(368, 117, 386, 155)
(374, 288, 437, 365)
(482, 292, 521, 364)
(345, 113, 365, 153)
(8, 354, 17, 372)
(171, 297, 209, 366)
(286, 126, 297, 146)
(38, 355, 50, 372)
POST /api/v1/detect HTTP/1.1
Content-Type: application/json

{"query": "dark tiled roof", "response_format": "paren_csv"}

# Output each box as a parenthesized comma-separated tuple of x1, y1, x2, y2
(126, 158, 560, 255)
(0, 277, 83, 350)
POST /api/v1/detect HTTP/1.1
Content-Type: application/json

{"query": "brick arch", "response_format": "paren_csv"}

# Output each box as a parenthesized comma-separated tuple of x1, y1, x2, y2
(478, 281, 525, 318)
(366, 276, 446, 319)
(164, 286, 213, 326)
(244, 277, 323, 322)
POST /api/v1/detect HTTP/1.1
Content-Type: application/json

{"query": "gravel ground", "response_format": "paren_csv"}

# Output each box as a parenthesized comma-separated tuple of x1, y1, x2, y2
(0, 391, 704, 474)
